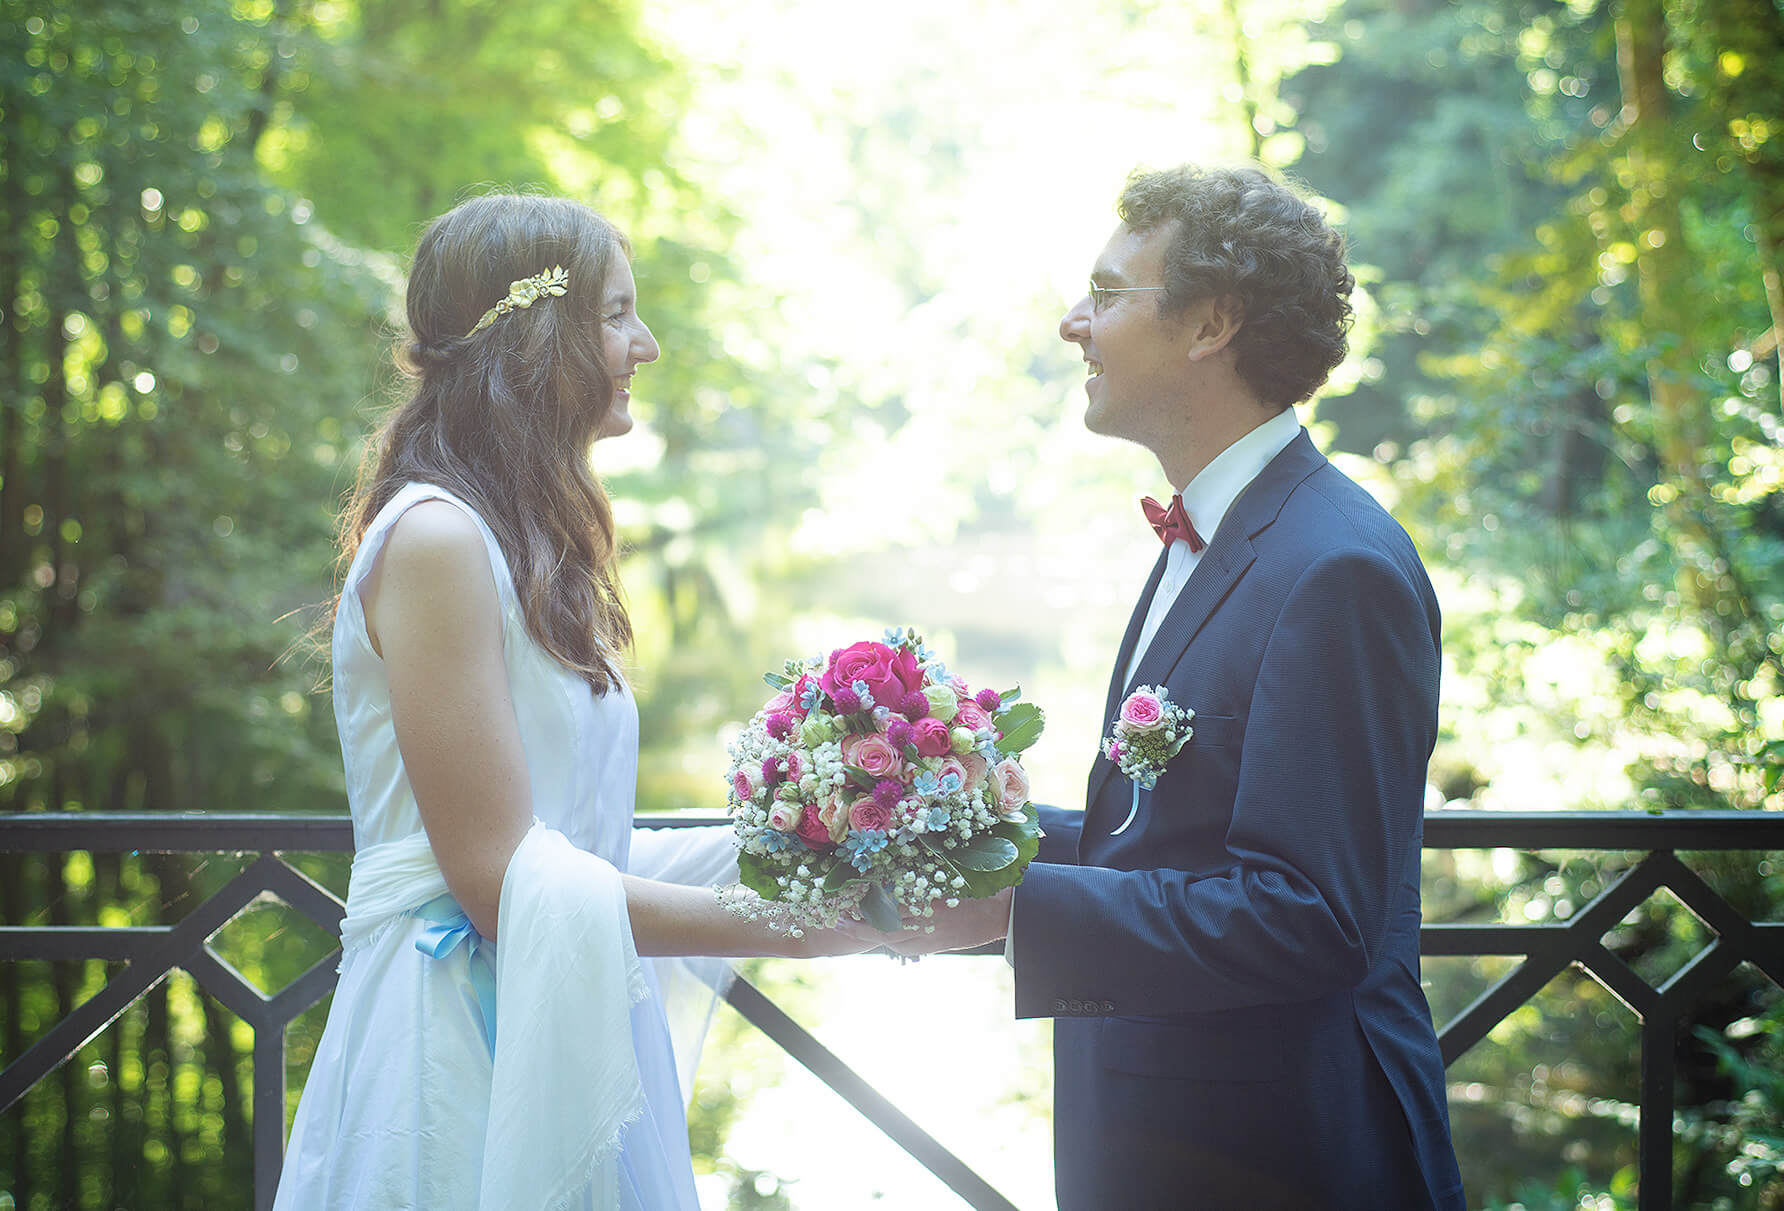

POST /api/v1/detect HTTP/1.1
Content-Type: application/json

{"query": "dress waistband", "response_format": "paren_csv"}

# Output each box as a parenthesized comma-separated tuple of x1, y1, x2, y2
(412, 892, 497, 1056)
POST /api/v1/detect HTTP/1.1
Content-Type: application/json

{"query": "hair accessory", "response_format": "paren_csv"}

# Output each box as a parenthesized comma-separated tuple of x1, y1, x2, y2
(463, 265, 569, 338)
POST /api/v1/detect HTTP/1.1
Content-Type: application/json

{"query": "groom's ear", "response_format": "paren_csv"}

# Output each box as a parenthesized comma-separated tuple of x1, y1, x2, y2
(1183, 295, 1244, 363)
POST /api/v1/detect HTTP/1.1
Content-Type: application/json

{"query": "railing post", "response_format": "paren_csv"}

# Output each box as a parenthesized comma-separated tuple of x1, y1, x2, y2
(254, 1025, 288, 1211)
(1638, 1012, 1675, 1211)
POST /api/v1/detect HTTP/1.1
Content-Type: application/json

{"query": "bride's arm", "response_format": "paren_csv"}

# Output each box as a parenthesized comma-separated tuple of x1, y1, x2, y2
(367, 501, 867, 959)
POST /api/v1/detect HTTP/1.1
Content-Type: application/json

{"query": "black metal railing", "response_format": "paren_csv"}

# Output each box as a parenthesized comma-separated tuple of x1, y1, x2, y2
(1, 809, 1781, 1211)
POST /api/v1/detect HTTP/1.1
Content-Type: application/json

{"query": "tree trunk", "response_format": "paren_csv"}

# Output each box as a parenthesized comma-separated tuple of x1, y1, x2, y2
(1701, 0, 1784, 411)
(1221, 0, 1263, 161)
(1615, 0, 1728, 623)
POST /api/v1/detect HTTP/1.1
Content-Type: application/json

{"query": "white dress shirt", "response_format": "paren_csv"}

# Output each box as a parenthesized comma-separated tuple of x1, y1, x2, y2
(1122, 407, 1303, 688)
(1006, 407, 1303, 966)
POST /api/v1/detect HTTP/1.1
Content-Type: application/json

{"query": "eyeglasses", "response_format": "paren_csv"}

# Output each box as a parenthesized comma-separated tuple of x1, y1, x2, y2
(1088, 280, 1167, 311)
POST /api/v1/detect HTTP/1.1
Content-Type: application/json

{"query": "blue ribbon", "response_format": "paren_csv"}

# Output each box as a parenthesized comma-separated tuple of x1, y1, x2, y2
(1110, 782, 1142, 836)
(413, 893, 498, 1055)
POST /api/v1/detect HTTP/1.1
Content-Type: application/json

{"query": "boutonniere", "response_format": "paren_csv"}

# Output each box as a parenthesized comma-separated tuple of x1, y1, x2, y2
(1101, 686, 1195, 836)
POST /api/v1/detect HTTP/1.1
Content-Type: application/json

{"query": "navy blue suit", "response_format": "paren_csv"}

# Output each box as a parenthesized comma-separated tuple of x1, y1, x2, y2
(1012, 432, 1465, 1210)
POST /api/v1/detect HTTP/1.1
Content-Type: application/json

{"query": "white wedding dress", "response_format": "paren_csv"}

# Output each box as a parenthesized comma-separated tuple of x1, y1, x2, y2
(274, 482, 736, 1211)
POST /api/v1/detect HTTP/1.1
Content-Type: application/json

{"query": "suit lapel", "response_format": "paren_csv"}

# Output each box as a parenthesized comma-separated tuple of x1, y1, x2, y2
(1102, 545, 1168, 729)
(1085, 431, 1328, 814)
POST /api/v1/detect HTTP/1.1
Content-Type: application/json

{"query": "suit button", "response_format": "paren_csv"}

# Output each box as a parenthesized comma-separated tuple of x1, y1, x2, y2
(1101, 1001, 1115, 1014)
(1053, 999, 1068, 1014)
(1069, 999, 1085, 1014)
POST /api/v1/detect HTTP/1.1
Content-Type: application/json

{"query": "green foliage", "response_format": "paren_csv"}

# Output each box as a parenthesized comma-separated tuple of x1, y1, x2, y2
(1284, 0, 1784, 1202)
(951, 803, 1041, 899)
(992, 702, 1045, 756)
(856, 881, 901, 933)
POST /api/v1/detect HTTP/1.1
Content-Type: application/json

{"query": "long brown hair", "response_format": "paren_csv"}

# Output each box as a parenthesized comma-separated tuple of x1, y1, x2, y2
(337, 193, 634, 692)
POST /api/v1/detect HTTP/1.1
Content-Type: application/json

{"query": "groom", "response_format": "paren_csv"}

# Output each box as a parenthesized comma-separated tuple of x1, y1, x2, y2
(910, 165, 1465, 1209)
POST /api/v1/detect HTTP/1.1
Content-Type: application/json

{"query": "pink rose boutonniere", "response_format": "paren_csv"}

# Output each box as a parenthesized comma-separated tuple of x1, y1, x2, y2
(1101, 685, 1194, 836)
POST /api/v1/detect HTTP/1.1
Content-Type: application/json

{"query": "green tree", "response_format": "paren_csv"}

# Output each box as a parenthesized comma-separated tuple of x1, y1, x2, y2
(1283, 0, 1784, 1203)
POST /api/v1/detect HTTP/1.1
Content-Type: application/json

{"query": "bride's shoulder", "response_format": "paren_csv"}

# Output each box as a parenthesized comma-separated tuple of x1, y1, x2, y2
(379, 499, 487, 578)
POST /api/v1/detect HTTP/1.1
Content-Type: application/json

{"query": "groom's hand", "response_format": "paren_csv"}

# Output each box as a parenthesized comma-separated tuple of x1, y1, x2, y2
(882, 886, 1013, 957)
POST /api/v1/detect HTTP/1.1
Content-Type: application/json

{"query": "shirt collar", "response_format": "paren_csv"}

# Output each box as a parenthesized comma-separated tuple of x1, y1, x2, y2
(1174, 406, 1302, 549)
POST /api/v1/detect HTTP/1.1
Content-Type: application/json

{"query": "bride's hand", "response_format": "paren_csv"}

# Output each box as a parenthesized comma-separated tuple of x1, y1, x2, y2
(781, 914, 892, 959)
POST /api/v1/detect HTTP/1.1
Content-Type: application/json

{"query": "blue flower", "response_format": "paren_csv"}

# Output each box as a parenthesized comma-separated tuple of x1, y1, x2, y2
(843, 828, 888, 871)
(913, 770, 940, 798)
(850, 679, 876, 711)
(976, 737, 1001, 763)
(798, 681, 822, 712)
(761, 830, 795, 855)
(936, 769, 963, 795)
(923, 660, 950, 686)
(883, 626, 907, 646)
(920, 805, 950, 832)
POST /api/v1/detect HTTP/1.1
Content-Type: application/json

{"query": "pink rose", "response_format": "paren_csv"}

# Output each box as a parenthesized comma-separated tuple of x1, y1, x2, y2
(818, 793, 854, 844)
(796, 805, 833, 849)
(733, 768, 763, 801)
(849, 795, 892, 833)
(954, 699, 993, 734)
(765, 690, 796, 715)
(842, 732, 902, 778)
(937, 755, 970, 791)
(912, 716, 953, 758)
(992, 757, 1031, 816)
(960, 752, 989, 789)
(790, 676, 818, 719)
(1119, 690, 1165, 733)
(821, 641, 923, 714)
(767, 802, 801, 832)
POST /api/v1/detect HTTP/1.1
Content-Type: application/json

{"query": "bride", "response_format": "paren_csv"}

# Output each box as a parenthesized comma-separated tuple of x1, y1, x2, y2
(273, 193, 869, 1211)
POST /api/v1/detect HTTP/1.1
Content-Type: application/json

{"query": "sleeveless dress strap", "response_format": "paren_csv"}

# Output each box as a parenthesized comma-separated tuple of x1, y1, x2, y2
(340, 483, 520, 650)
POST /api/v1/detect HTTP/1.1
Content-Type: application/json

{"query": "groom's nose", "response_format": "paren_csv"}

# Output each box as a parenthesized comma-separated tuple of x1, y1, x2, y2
(1060, 295, 1091, 344)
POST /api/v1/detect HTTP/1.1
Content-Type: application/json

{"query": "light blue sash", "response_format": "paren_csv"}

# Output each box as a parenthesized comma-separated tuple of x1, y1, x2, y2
(412, 892, 497, 1055)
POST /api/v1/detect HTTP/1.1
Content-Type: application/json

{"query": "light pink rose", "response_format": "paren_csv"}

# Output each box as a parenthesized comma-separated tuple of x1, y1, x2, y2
(1119, 690, 1165, 732)
(912, 716, 953, 758)
(992, 757, 1031, 816)
(960, 752, 989, 789)
(733, 767, 763, 801)
(821, 641, 924, 713)
(766, 802, 801, 832)
(842, 732, 902, 778)
(765, 690, 796, 715)
(849, 796, 892, 833)
(818, 793, 854, 844)
(954, 699, 993, 734)
(937, 756, 971, 791)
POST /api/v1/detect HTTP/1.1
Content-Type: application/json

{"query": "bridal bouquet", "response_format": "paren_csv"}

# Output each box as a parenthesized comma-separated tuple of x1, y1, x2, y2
(722, 628, 1044, 937)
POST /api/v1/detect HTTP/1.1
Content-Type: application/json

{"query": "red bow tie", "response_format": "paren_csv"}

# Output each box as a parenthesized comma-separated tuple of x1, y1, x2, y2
(1141, 494, 1205, 552)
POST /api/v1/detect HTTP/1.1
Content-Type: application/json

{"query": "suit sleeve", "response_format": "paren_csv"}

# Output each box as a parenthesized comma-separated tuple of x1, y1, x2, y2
(1035, 803, 1084, 865)
(1011, 547, 1439, 1016)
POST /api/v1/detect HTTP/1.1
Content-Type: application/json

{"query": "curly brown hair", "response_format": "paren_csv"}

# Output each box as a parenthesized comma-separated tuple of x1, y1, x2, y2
(336, 193, 633, 693)
(1117, 165, 1355, 408)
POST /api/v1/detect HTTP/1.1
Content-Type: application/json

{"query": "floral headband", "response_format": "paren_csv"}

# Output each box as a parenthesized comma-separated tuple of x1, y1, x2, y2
(463, 265, 569, 338)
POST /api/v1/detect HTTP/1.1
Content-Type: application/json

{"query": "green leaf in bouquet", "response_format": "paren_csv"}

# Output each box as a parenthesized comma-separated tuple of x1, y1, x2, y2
(934, 806, 1042, 899)
(990, 802, 1041, 845)
(763, 672, 793, 690)
(999, 686, 1022, 705)
(736, 851, 784, 902)
(943, 833, 1019, 871)
(843, 763, 878, 790)
(859, 882, 903, 933)
(822, 859, 859, 892)
(994, 703, 1046, 755)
